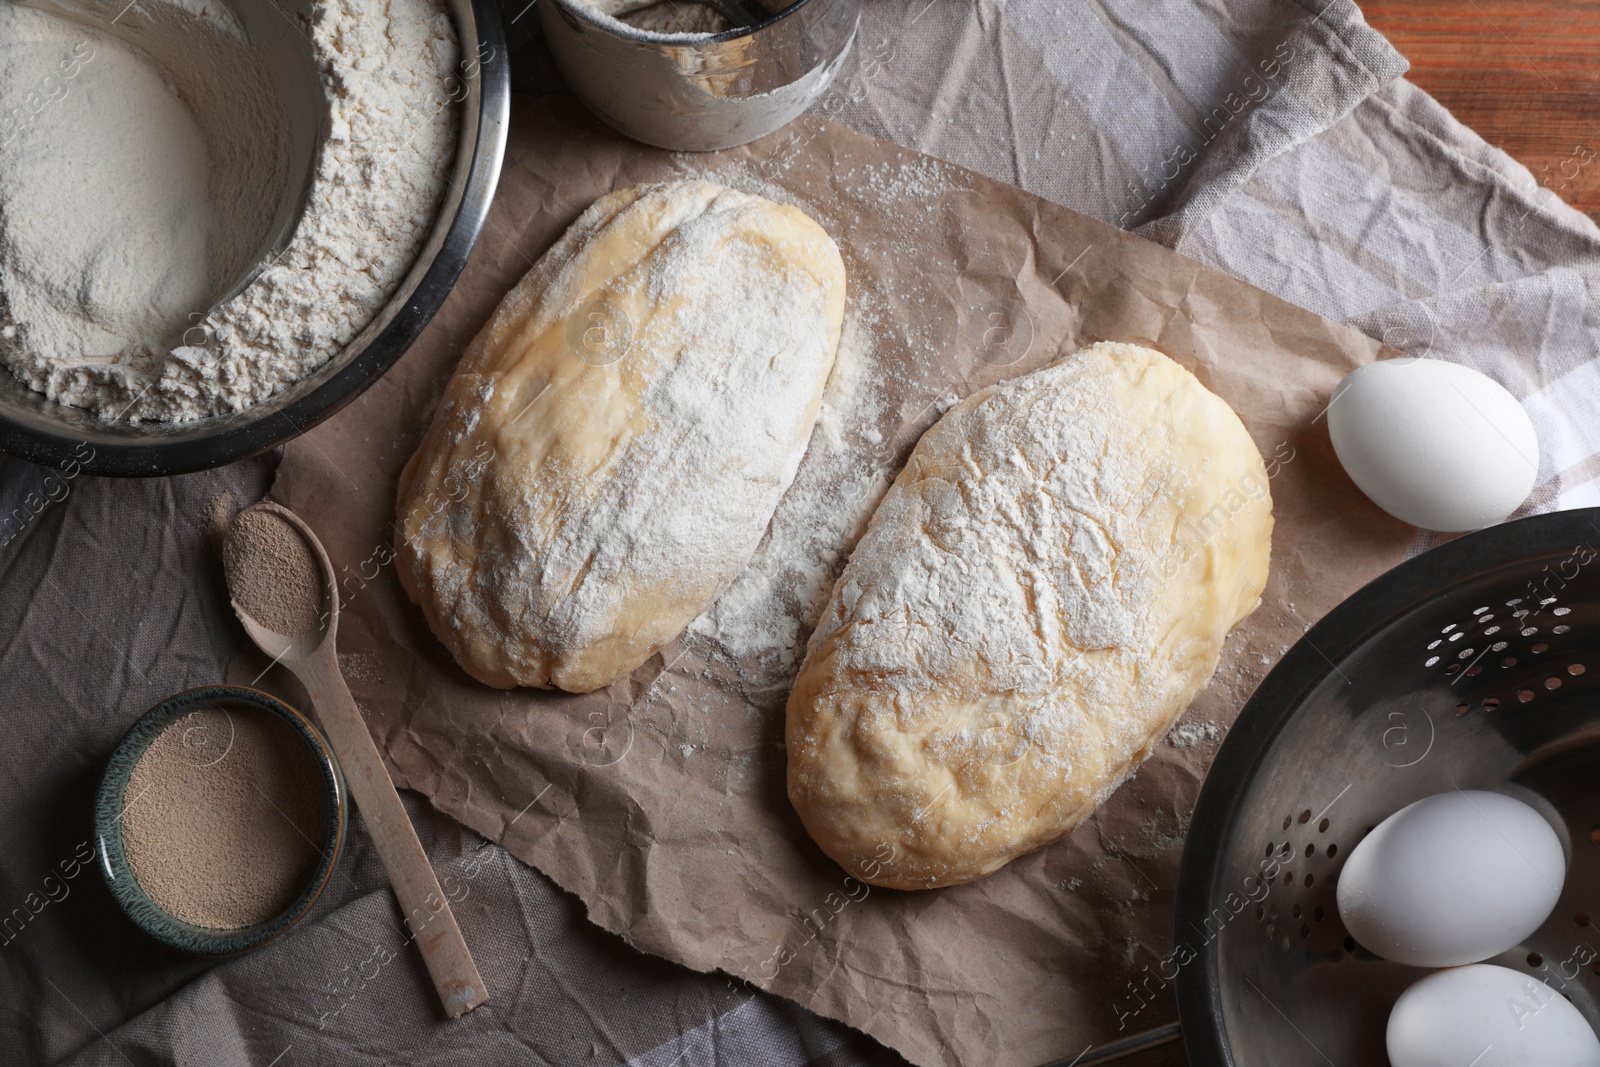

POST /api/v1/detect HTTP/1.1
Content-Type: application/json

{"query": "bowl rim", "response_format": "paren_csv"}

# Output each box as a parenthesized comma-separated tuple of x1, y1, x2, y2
(94, 683, 349, 955)
(0, 0, 511, 478)
(548, 0, 824, 46)
(1173, 506, 1600, 1066)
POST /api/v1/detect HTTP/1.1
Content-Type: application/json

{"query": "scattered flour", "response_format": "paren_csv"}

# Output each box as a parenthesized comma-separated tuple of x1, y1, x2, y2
(0, 0, 459, 422)
(670, 154, 975, 691)
(1166, 720, 1226, 749)
(687, 312, 893, 680)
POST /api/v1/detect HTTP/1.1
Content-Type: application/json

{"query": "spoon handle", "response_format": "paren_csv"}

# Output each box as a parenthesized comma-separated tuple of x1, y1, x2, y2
(297, 649, 488, 1017)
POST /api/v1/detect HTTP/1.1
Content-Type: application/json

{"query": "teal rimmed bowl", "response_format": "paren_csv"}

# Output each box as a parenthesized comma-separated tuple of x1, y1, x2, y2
(94, 685, 347, 954)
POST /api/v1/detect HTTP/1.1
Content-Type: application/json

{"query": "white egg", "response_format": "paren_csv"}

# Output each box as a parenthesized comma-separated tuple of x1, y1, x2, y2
(1327, 358, 1539, 532)
(1388, 964, 1600, 1067)
(1337, 790, 1566, 967)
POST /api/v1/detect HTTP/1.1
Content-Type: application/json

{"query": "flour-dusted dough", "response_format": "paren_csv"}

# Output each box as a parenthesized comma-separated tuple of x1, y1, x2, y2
(396, 181, 846, 692)
(787, 342, 1273, 889)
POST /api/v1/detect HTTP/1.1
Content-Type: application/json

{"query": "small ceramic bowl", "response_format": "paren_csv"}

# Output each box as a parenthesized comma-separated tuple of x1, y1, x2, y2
(94, 685, 347, 954)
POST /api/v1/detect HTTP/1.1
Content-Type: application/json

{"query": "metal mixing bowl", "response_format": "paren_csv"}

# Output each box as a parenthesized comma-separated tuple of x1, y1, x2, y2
(0, 0, 509, 477)
(1176, 507, 1600, 1065)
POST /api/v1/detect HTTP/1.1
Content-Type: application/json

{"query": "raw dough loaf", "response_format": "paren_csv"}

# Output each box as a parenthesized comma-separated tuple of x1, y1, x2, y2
(396, 180, 846, 692)
(787, 342, 1273, 889)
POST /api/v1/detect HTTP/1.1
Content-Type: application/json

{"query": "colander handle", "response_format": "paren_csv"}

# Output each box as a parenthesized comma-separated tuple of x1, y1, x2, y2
(1042, 1022, 1183, 1065)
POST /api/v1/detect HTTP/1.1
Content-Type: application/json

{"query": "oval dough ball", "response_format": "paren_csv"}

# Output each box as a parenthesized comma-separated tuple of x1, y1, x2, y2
(787, 342, 1273, 889)
(396, 180, 846, 692)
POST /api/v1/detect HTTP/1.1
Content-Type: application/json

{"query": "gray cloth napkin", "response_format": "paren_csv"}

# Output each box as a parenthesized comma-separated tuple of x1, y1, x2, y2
(6, 0, 1593, 1064)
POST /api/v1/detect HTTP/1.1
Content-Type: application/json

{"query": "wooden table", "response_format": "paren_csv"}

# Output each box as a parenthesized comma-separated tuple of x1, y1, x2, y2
(1362, 0, 1600, 222)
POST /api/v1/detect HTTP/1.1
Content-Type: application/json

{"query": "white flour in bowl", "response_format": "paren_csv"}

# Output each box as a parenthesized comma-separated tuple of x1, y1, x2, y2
(0, 6, 220, 395)
(0, 0, 459, 423)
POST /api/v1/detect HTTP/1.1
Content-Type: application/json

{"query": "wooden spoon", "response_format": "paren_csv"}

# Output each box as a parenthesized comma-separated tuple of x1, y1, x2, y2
(224, 501, 488, 1018)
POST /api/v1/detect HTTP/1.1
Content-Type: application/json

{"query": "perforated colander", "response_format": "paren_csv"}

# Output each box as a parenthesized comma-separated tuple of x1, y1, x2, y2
(1167, 507, 1600, 1066)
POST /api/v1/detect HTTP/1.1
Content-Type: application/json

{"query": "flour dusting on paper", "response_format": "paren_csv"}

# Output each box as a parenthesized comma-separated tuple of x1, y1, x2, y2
(682, 154, 975, 685)
(688, 313, 894, 681)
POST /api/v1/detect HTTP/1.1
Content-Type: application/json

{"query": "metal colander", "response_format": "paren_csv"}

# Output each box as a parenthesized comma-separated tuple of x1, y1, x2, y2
(1172, 507, 1600, 1066)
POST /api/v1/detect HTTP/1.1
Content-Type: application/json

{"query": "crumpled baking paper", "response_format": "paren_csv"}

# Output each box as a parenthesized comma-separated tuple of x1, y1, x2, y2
(268, 97, 1414, 1067)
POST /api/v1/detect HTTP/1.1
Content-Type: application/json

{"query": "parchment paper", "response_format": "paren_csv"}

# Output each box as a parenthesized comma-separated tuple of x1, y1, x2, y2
(268, 96, 1414, 1067)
